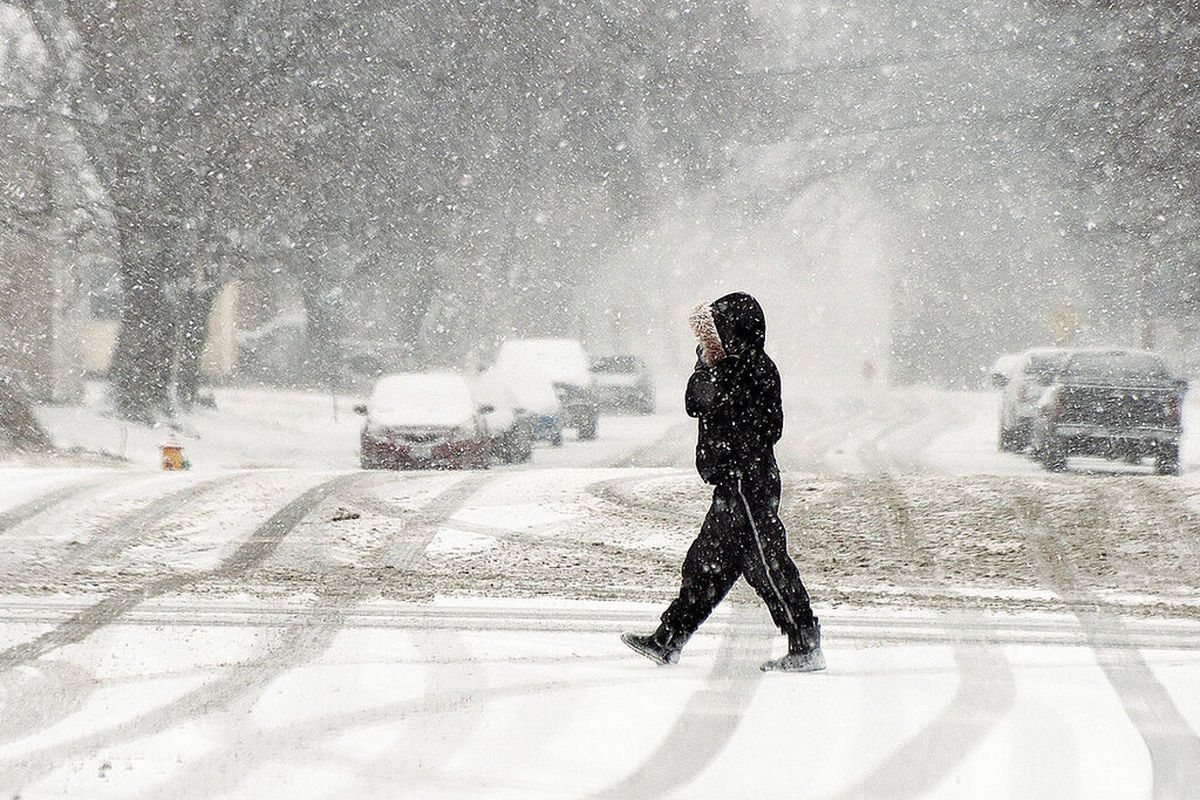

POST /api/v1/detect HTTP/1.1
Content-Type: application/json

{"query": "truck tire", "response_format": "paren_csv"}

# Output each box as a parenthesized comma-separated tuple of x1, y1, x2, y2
(1155, 444, 1180, 476)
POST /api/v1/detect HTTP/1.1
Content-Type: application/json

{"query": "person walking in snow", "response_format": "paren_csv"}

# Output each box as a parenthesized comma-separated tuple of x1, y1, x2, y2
(622, 291, 825, 672)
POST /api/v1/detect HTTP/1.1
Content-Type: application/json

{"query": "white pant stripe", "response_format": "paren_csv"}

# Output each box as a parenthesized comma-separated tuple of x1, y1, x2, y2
(736, 476, 797, 631)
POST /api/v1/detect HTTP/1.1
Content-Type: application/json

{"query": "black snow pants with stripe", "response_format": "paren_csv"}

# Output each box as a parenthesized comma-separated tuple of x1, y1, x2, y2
(660, 462, 815, 638)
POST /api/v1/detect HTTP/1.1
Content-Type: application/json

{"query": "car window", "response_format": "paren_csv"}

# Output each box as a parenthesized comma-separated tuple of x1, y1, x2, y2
(1024, 354, 1065, 380)
(1063, 352, 1170, 383)
(592, 356, 643, 374)
(592, 358, 629, 374)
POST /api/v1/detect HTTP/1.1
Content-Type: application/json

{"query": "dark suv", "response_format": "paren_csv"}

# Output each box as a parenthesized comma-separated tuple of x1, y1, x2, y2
(1029, 349, 1186, 475)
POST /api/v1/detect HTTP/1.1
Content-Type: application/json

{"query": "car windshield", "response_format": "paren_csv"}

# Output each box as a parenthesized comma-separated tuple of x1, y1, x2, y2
(1062, 352, 1171, 383)
(1025, 352, 1068, 380)
(592, 356, 642, 374)
(369, 374, 475, 427)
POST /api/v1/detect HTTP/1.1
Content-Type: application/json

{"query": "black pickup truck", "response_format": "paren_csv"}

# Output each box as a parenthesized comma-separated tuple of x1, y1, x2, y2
(1029, 349, 1187, 475)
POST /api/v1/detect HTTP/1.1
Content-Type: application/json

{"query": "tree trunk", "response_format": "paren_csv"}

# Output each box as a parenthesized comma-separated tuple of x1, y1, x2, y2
(0, 372, 54, 452)
(176, 285, 218, 410)
(109, 235, 176, 423)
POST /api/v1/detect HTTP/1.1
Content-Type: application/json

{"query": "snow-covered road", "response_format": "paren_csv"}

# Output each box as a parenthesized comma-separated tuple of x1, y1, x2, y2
(1, 383, 1198, 798)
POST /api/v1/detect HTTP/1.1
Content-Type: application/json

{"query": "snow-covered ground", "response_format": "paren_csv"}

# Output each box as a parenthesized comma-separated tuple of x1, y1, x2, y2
(0, 382, 1198, 798)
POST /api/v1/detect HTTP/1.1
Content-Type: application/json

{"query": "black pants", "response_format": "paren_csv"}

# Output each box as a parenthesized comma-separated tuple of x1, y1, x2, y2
(661, 471, 815, 637)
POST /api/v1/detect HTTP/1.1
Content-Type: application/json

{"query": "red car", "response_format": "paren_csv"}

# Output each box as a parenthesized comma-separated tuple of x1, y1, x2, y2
(356, 373, 490, 470)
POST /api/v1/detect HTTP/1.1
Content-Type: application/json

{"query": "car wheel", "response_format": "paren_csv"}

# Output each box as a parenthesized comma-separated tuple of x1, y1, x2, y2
(514, 420, 534, 462)
(1040, 436, 1067, 472)
(1154, 444, 1180, 476)
(999, 423, 1017, 452)
(495, 434, 514, 464)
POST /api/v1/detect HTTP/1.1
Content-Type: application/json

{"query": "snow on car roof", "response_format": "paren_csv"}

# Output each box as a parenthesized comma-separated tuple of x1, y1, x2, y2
(495, 338, 592, 386)
(990, 352, 1024, 376)
(368, 372, 476, 427)
(487, 368, 559, 414)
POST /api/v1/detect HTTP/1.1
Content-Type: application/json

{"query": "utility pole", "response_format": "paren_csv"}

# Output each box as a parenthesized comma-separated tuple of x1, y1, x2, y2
(1140, 268, 1156, 350)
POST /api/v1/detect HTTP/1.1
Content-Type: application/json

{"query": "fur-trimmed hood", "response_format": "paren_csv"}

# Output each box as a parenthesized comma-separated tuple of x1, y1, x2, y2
(690, 292, 766, 365)
(690, 303, 726, 366)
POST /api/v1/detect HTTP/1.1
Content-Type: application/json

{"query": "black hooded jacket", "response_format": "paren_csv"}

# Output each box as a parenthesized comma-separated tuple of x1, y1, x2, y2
(685, 292, 783, 485)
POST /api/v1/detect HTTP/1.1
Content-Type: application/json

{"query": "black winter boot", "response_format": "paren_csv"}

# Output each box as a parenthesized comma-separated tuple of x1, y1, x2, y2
(621, 624, 690, 665)
(761, 620, 826, 673)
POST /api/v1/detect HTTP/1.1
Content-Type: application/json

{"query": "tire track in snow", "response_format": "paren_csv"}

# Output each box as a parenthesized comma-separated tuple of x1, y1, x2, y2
(0, 659, 94, 746)
(604, 419, 694, 469)
(830, 642, 1016, 800)
(58, 472, 255, 574)
(1118, 479, 1200, 567)
(91, 672, 628, 799)
(0, 471, 370, 672)
(591, 604, 769, 800)
(587, 472, 699, 528)
(0, 475, 114, 535)
(358, 468, 690, 797)
(0, 472, 373, 793)
(3, 602, 1195, 797)
(1010, 484, 1200, 800)
(334, 625, 505, 800)
(838, 411, 1020, 798)
(780, 394, 877, 473)
(3, 601, 1197, 648)
(337, 478, 507, 794)
(0, 472, 493, 799)
(827, 473, 1017, 799)
(784, 391, 935, 474)
(852, 394, 934, 475)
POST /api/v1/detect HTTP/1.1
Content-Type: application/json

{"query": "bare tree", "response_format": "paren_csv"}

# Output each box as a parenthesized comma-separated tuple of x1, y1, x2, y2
(21, 0, 777, 410)
(1040, 1, 1200, 345)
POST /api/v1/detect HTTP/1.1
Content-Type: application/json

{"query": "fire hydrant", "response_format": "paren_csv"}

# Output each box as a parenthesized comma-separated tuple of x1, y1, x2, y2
(161, 436, 188, 471)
